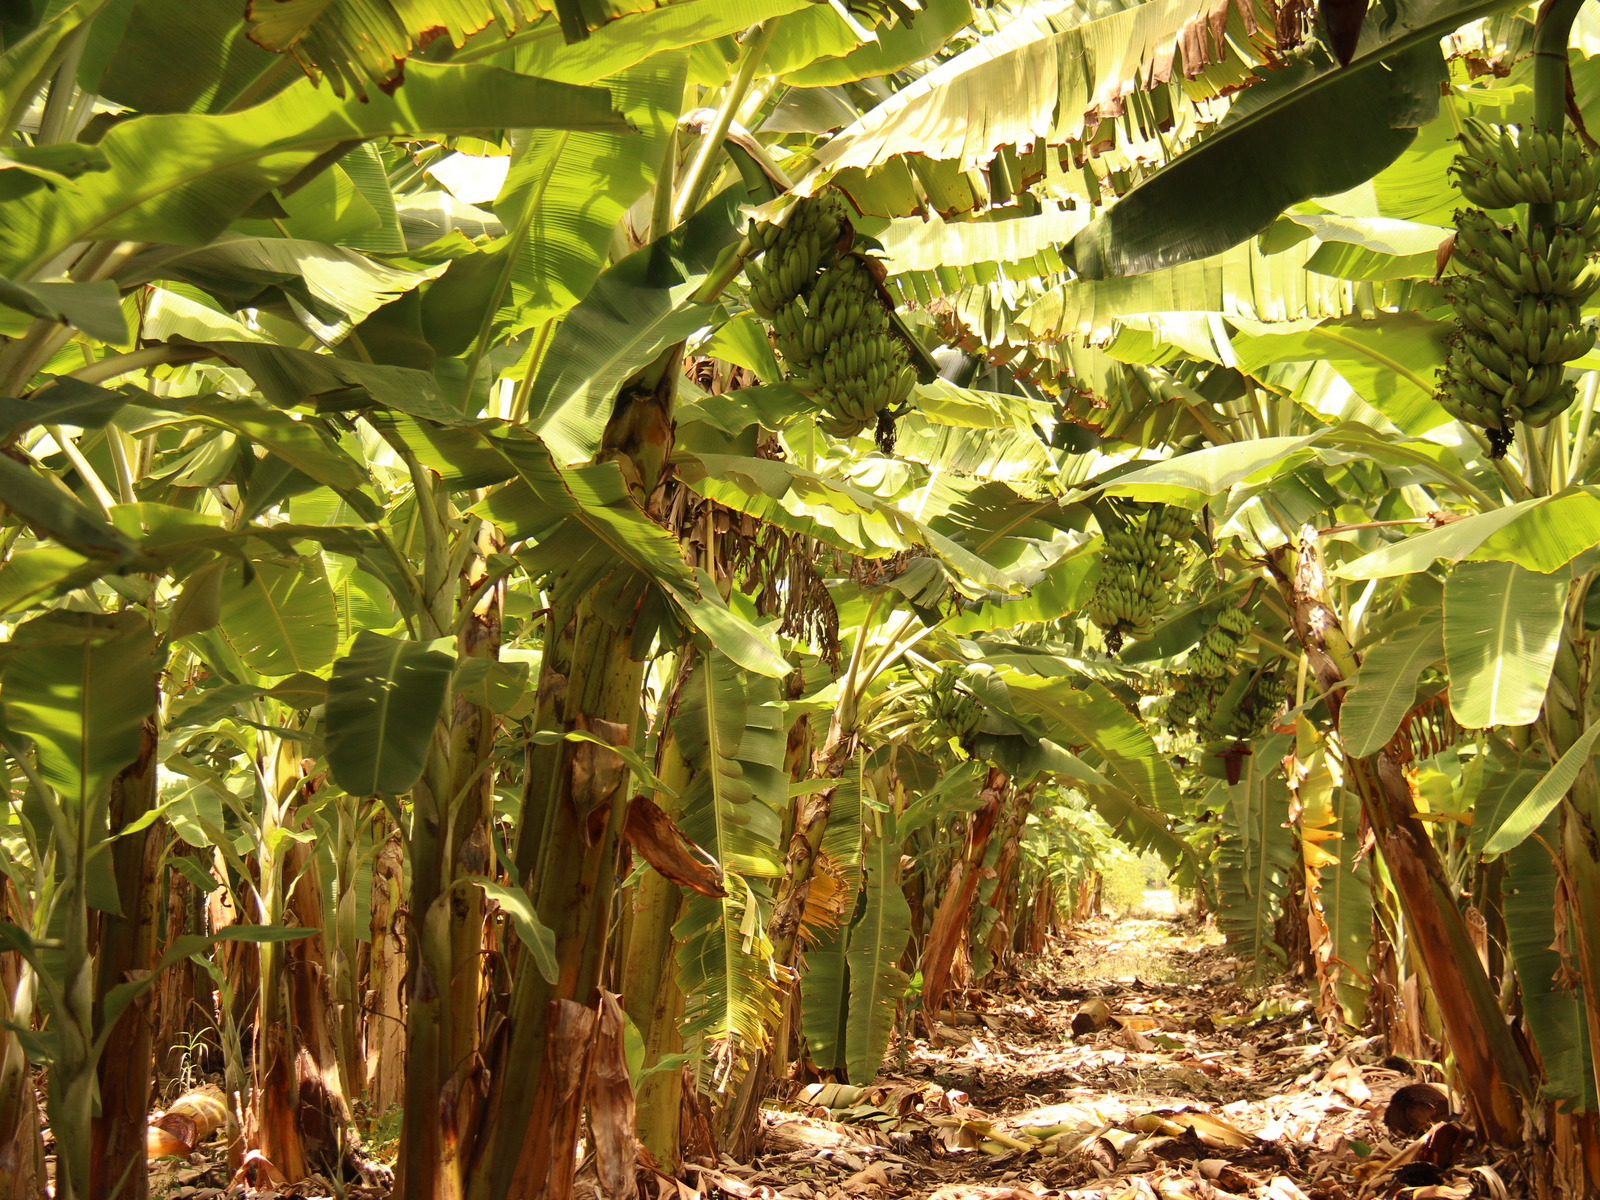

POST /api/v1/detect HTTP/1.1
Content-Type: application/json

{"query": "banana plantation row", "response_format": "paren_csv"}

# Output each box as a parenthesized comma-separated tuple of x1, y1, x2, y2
(1, 0, 1600, 1197)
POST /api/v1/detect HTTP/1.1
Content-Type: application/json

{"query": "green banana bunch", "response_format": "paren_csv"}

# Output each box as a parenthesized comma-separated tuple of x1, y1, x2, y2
(1451, 121, 1598, 209)
(1167, 607, 1255, 734)
(918, 664, 984, 742)
(1166, 672, 1223, 730)
(1440, 122, 1600, 457)
(1086, 506, 1194, 651)
(743, 191, 917, 440)
(743, 194, 847, 318)
(1234, 668, 1293, 736)
(790, 254, 916, 435)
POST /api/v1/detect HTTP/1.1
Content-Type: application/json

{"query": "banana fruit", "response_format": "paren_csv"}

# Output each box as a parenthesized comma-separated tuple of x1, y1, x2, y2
(1441, 122, 1600, 456)
(1165, 606, 1251, 732)
(917, 663, 984, 742)
(1086, 506, 1196, 652)
(743, 192, 916, 440)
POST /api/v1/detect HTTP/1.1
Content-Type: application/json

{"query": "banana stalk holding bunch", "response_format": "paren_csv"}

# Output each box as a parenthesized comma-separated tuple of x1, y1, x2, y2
(743, 193, 917, 439)
(1441, 121, 1600, 457)
(1086, 506, 1194, 652)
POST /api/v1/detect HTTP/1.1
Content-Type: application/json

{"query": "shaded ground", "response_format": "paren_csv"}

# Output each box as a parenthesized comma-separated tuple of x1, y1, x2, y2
(709, 912, 1513, 1200)
(144, 910, 1513, 1200)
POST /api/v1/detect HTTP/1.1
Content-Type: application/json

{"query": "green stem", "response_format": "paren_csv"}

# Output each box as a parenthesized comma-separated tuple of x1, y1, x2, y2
(44, 425, 116, 515)
(1572, 370, 1599, 478)
(35, 25, 88, 146)
(508, 319, 556, 425)
(1520, 420, 1552, 495)
(105, 424, 137, 506)
(650, 126, 679, 243)
(64, 343, 214, 386)
(1529, 0, 1587, 230)
(670, 22, 778, 226)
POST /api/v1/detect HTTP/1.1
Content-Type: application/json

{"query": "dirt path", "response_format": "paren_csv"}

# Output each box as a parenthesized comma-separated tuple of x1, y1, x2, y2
(704, 916, 1511, 1200)
(147, 915, 1509, 1199)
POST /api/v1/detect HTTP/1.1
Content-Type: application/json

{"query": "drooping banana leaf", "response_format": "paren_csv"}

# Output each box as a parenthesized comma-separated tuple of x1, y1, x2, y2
(0, 610, 159, 810)
(213, 555, 339, 678)
(799, 920, 850, 1072)
(1340, 618, 1444, 757)
(242, 0, 703, 98)
(1505, 820, 1597, 1109)
(796, 0, 1275, 216)
(323, 631, 455, 796)
(1444, 561, 1567, 730)
(844, 816, 911, 1084)
(673, 652, 789, 1052)
(0, 63, 625, 281)
(1298, 758, 1371, 1028)
(1214, 735, 1295, 980)
(420, 57, 688, 360)
(1069, 39, 1450, 278)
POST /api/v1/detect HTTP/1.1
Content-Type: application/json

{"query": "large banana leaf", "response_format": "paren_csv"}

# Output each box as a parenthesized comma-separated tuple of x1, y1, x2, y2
(785, 0, 974, 86)
(80, 0, 286, 115)
(880, 207, 1088, 296)
(1067, 0, 1509, 278)
(214, 555, 339, 678)
(761, 5, 866, 77)
(0, 454, 151, 570)
(1214, 735, 1295, 980)
(0, 611, 158, 809)
(1002, 674, 1182, 813)
(1481, 721, 1600, 857)
(1092, 433, 1324, 508)
(126, 236, 446, 330)
(672, 652, 789, 1052)
(799, 920, 850, 1072)
(1020, 236, 1350, 344)
(324, 632, 455, 796)
(485, 438, 790, 674)
(0, 62, 624, 280)
(1506, 821, 1597, 1109)
(682, 452, 1018, 593)
(1338, 492, 1600, 580)
(676, 877, 784, 1052)
(844, 818, 911, 1085)
(1443, 561, 1567, 729)
(243, 0, 701, 97)
(421, 57, 687, 358)
(1298, 760, 1371, 1027)
(0, 2, 102, 139)
(520, 185, 743, 466)
(485, 0, 810, 83)
(673, 652, 787, 878)
(1228, 312, 1452, 436)
(1340, 618, 1443, 757)
(1070, 40, 1447, 278)
(798, 0, 1262, 200)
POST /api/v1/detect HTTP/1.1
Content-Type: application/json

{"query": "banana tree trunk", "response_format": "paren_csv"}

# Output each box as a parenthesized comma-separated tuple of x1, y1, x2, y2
(365, 835, 407, 1117)
(919, 769, 1006, 1029)
(1267, 529, 1532, 1145)
(89, 716, 161, 1200)
(152, 843, 202, 1089)
(618, 739, 693, 1169)
(464, 602, 644, 1199)
(618, 866, 686, 1167)
(982, 784, 1035, 969)
(284, 840, 357, 1173)
(0, 936, 41, 1200)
